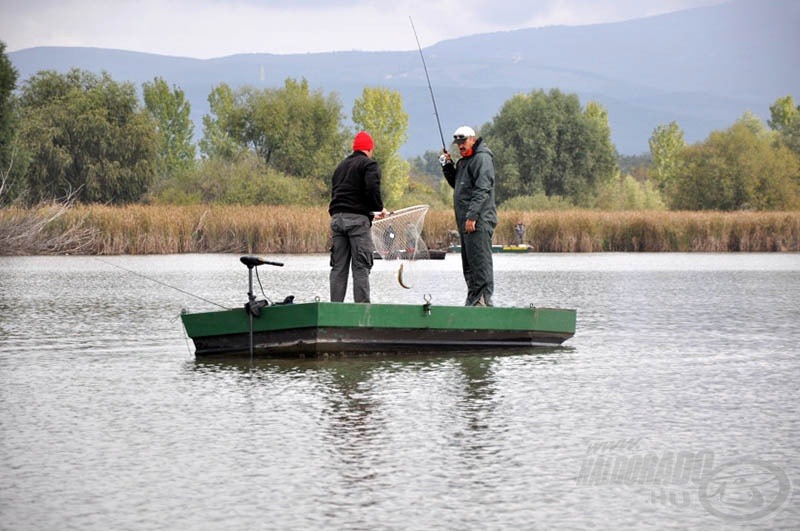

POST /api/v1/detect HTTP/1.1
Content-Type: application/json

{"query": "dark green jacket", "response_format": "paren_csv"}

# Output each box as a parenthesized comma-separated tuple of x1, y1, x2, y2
(443, 138, 498, 230)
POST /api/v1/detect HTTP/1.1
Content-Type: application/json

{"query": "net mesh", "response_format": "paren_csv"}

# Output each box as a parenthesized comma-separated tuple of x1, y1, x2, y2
(371, 204, 430, 260)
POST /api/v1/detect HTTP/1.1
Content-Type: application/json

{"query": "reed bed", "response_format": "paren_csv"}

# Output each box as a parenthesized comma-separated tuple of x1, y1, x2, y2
(1, 205, 798, 255)
(495, 210, 800, 252)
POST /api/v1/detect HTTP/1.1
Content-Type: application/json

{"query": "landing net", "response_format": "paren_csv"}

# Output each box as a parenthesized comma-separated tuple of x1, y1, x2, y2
(371, 204, 430, 260)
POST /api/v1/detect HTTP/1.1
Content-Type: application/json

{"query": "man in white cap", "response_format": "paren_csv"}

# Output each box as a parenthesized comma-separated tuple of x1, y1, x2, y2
(440, 126, 498, 306)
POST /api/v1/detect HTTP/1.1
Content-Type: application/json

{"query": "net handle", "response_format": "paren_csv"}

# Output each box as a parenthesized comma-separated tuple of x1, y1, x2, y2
(382, 204, 429, 218)
(372, 204, 429, 227)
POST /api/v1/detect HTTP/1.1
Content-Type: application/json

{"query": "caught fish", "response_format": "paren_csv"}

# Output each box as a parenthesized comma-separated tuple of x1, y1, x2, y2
(397, 263, 411, 289)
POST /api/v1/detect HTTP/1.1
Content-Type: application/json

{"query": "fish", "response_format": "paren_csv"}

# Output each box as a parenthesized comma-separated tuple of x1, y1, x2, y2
(397, 263, 411, 289)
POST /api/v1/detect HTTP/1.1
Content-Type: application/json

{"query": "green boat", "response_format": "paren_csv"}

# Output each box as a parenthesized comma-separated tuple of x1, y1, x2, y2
(180, 256, 576, 358)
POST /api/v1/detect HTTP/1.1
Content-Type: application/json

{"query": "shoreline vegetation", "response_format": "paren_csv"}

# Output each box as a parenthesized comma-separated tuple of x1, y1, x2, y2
(1, 204, 799, 256)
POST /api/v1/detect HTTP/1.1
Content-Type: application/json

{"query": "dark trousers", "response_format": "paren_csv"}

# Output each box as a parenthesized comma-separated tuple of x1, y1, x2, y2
(330, 213, 375, 303)
(460, 225, 494, 306)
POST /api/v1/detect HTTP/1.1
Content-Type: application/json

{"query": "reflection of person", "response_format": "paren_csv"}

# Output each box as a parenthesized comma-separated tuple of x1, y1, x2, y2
(441, 126, 498, 306)
(329, 131, 388, 303)
(448, 229, 460, 249)
(514, 221, 526, 245)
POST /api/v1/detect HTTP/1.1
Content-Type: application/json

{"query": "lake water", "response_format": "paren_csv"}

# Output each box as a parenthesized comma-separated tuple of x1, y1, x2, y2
(1, 253, 798, 530)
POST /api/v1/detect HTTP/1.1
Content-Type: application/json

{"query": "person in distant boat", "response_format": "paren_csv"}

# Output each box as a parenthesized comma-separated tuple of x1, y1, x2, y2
(514, 221, 526, 246)
(329, 131, 388, 303)
(440, 126, 498, 306)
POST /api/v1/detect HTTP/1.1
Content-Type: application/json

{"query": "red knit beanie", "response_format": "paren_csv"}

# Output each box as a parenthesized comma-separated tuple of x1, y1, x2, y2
(353, 131, 374, 152)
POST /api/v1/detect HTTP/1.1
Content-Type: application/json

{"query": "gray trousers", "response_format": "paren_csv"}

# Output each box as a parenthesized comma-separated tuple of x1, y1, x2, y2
(460, 224, 494, 306)
(330, 212, 375, 303)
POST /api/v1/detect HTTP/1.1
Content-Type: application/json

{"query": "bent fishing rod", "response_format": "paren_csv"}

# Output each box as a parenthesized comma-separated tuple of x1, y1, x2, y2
(409, 16, 447, 153)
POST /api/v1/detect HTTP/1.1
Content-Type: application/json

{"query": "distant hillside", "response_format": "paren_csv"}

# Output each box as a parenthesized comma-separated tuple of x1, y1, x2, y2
(8, 0, 799, 156)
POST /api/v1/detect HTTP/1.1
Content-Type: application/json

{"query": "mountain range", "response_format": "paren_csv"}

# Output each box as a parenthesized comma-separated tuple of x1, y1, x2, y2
(8, 0, 799, 157)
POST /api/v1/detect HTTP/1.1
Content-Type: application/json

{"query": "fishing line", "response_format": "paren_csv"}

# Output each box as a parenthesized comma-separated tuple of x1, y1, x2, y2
(94, 257, 230, 310)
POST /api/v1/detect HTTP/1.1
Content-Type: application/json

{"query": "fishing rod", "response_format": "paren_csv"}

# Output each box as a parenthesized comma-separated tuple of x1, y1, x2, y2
(409, 16, 447, 152)
(95, 257, 229, 310)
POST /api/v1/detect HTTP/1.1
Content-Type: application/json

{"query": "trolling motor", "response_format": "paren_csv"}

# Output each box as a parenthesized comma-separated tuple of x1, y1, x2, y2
(240, 255, 283, 317)
(240, 255, 284, 360)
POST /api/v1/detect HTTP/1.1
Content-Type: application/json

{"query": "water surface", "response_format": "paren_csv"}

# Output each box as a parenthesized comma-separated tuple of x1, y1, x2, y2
(1, 253, 798, 530)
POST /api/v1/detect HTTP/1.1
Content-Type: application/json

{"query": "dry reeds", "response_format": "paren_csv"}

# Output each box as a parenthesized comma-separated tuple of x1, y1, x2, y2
(66, 204, 332, 254)
(1, 205, 798, 255)
(494, 210, 800, 252)
(0, 204, 98, 255)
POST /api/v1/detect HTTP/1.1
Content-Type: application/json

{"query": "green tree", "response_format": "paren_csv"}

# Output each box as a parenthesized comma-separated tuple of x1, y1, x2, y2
(199, 83, 244, 160)
(17, 69, 158, 204)
(200, 78, 347, 188)
(259, 78, 346, 181)
(0, 41, 20, 202)
(409, 150, 443, 180)
(151, 152, 327, 205)
(648, 121, 685, 200)
(580, 100, 618, 203)
(617, 153, 652, 183)
(482, 89, 617, 206)
(143, 77, 196, 178)
(595, 174, 665, 210)
(768, 95, 800, 155)
(671, 115, 800, 210)
(352, 86, 410, 205)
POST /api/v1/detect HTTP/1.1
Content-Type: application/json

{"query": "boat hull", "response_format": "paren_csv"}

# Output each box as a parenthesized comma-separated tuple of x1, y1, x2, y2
(181, 302, 576, 358)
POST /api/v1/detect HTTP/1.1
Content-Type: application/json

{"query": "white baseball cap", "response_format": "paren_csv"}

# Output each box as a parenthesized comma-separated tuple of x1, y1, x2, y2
(452, 126, 476, 142)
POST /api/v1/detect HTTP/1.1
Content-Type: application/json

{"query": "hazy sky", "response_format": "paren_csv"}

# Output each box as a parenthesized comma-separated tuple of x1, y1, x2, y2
(2, 0, 728, 58)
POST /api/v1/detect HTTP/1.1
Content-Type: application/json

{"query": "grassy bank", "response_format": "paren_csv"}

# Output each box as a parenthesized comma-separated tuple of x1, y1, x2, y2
(1, 204, 799, 255)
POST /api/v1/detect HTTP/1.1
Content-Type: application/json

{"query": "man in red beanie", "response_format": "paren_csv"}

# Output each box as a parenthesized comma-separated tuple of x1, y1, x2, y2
(328, 131, 388, 303)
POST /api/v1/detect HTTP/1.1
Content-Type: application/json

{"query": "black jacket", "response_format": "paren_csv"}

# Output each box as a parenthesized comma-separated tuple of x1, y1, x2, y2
(328, 151, 384, 220)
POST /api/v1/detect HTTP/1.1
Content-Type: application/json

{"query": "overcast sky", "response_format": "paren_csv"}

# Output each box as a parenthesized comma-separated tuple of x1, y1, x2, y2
(2, 0, 728, 59)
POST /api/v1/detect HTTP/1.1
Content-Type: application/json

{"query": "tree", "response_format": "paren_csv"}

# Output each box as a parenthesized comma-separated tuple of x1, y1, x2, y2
(648, 121, 685, 200)
(143, 77, 196, 178)
(409, 150, 443, 179)
(481, 89, 618, 206)
(0, 41, 20, 202)
(352, 86, 410, 205)
(199, 83, 244, 160)
(670, 115, 799, 210)
(150, 152, 326, 206)
(580, 100, 618, 202)
(200, 78, 347, 188)
(768, 95, 800, 155)
(17, 69, 158, 204)
(595, 174, 665, 211)
(617, 153, 652, 182)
